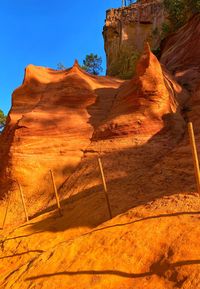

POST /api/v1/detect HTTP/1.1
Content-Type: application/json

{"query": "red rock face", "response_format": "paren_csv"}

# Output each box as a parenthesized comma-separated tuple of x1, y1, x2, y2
(160, 13, 200, 91)
(94, 43, 185, 139)
(0, 62, 122, 217)
(160, 13, 200, 154)
(2, 12, 200, 289)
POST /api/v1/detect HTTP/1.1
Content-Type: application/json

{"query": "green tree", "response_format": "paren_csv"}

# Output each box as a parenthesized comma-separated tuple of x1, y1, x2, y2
(81, 53, 103, 75)
(57, 62, 66, 70)
(0, 109, 7, 130)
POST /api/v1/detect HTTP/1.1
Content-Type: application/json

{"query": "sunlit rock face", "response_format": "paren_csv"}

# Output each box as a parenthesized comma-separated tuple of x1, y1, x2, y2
(94, 43, 185, 140)
(0, 45, 186, 222)
(0, 61, 122, 218)
(103, 0, 166, 78)
(1, 11, 200, 289)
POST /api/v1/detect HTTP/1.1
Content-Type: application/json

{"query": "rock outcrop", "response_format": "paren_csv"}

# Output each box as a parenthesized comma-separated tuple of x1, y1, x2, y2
(1, 12, 200, 289)
(0, 43, 187, 223)
(161, 13, 200, 91)
(103, 0, 166, 78)
(94, 43, 185, 139)
(0, 62, 122, 221)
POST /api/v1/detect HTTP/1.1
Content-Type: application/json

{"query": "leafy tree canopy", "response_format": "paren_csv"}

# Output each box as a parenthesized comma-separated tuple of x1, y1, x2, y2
(57, 62, 66, 70)
(57, 53, 103, 76)
(0, 109, 7, 130)
(81, 53, 103, 75)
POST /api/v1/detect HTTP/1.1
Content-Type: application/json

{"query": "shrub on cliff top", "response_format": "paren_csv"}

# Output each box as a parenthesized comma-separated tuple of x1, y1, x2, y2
(57, 53, 103, 76)
(164, 0, 200, 30)
(109, 48, 140, 79)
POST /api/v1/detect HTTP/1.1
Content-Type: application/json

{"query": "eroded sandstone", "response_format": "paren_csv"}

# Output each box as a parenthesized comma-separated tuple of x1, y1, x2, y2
(94, 43, 186, 140)
(0, 61, 122, 222)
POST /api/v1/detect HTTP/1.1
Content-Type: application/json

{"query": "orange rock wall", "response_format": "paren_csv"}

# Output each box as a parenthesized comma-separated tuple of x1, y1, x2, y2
(94, 44, 185, 139)
(0, 63, 122, 218)
(0, 40, 189, 222)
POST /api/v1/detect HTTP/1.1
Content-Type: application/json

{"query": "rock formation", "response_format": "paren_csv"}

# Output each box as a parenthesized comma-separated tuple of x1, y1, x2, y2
(161, 13, 200, 91)
(0, 42, 187, 224)
(94, 43, 185, 139)
(103, 0, 166, 78)
(1, 8, 200, 289)
(0, 62, 122, 221)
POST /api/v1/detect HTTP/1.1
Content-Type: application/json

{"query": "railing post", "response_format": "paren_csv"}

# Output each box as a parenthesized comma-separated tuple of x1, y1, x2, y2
(17, 180, 29, 222)
(50, 170, 62, 216)
(2, 194, 10, 229)
(188, 122, 200, 194)
(98, 157, 112, 219)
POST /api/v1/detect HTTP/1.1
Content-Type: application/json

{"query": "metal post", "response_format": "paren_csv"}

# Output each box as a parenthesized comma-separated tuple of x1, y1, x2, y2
(98, 157, 112, 219)
(188, 122, 200, 194)
(17, 180, 29, 222)
(50, 170, 62, 216)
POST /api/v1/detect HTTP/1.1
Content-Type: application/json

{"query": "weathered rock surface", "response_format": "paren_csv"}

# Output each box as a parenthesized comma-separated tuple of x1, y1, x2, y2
(0, 62, 122, 222)
(103, 0, 166, 77)
(0, 42, 186, 225)
(94, 43, 185, 139)
(161, 13, 200, 91)
(1, 12, 200, 289)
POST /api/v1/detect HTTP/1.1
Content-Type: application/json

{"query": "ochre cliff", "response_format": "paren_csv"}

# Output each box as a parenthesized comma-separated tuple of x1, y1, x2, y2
(103, 0, 165, 78)
(0, 43, 186, 224)
(0, 62, 122, 222)
(161, 13, 200, 91)
(1, 13, 200, 289)
(94, 43, 185, 139)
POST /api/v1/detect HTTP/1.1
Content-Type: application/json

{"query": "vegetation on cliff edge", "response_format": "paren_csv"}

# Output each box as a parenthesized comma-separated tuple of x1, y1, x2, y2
(108, 48, 140, 79)
(0, 109, 7, 130)
(164, 0, 200, 31)
(57, 53, 103, 76)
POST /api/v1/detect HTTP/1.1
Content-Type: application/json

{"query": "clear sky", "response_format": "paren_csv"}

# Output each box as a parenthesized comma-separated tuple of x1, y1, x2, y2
(0, 0, 122, 114)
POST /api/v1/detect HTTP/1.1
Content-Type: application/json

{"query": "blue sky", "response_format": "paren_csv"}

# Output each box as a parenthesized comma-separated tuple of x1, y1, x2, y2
(0, 0, 122, 114)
